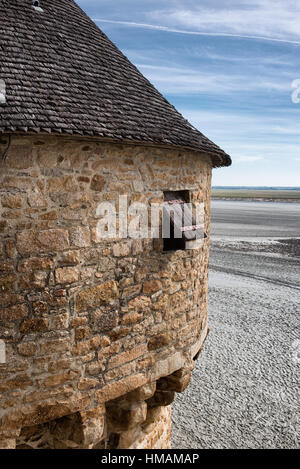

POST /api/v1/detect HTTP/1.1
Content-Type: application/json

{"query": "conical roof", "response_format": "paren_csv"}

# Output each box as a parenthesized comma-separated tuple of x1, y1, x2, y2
(0, 0, 231, 167)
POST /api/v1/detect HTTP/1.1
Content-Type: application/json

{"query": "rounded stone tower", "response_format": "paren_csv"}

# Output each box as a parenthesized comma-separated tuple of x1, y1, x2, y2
(0, 0, 231, 449)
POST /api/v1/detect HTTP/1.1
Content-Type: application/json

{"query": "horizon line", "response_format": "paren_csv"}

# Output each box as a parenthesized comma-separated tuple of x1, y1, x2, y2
(212, 186, 300, 189)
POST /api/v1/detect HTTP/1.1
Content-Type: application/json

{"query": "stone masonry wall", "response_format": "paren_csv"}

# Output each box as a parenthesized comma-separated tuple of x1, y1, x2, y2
(0, 135, 212, 448)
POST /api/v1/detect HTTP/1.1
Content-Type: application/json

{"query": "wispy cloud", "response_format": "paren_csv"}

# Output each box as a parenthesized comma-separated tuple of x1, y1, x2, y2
(149, 0, 300, 44)
(234, 155, 264, 162)
(182, 109, 300, 135)
(135, 63, 291, 95)
(93, 17, 300, 46)
(186, 49, 294, 67)
(180, 109, 300, 165)
(79, 0, 300, 186)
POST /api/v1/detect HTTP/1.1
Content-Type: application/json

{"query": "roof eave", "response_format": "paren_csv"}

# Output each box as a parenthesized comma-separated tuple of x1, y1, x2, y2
(0, 128, 232, 168)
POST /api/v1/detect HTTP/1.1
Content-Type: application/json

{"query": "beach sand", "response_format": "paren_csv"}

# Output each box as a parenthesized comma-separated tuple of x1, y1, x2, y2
(172, 200, 300, 449)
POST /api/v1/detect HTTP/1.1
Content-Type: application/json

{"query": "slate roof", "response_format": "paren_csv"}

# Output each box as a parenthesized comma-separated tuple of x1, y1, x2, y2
(0, 0, 231, 167)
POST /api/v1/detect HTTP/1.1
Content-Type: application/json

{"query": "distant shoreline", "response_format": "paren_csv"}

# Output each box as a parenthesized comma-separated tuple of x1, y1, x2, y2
(212, 197, 300, 203)
(212, 186, 300, 190)
(212, 189, 300, 202)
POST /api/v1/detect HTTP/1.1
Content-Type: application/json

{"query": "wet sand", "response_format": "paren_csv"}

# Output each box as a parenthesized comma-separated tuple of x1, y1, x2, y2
(172, 200, 300, 449)
(211, 200, 300, 238)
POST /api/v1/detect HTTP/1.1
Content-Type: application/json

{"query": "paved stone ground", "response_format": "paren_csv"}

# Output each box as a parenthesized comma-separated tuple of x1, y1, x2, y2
(172, 201, 300, 449)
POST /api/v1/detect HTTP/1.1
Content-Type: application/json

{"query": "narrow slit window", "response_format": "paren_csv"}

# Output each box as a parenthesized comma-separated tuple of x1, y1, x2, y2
(163, 191, 206, 251)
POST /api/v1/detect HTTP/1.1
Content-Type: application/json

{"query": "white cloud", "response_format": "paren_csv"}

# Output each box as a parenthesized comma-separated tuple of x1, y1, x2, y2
(149, 0, 300, 44)
(94, 4, 300, 46)
(135, 63, 290, 95)
(90, 2, 300, 187)
(182, 109, 300, 137)
(178, 109, 300, 167)
(188, 49, 294, 66)
(234, 155, 264, 163)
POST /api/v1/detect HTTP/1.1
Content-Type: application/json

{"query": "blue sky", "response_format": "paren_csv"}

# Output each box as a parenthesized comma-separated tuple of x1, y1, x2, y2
(77, 0, 300, 186)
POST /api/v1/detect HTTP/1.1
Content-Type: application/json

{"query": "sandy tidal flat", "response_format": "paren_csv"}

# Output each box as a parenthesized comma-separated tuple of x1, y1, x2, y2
(172, 200, 300, 449)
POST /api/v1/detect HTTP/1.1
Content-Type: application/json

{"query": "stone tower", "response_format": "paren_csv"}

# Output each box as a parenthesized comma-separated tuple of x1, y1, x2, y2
(0, 0, 231, 449)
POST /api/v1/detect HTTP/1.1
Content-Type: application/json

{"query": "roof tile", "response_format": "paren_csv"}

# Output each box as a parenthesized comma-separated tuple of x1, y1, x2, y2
(0, 0, 231, 167)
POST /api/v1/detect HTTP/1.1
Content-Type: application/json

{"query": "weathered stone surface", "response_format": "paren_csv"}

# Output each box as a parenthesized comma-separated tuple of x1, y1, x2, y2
(121, 284, 142, 299)
(69, 226, 90, 248)
(48, 313, 69, 331)
(0, 274, 16, 293)
(107, 401, 147, 433)
(39, 210, 58, 220)
(71, 336, 100, 356)
(95, 374, 148, 403)
(39, 338, 71, 355)
(75, 326, 90, 341)
(0, 304, 28, 321)
(147, 390, 175, 408)
(143, 280, 162, 294)
(92, 159, 117, 171)
(18, 271, 48, 290)
(86, 361, 105, 376)
(49, 407, 105, 448)
(77, 378, 100, 391)
(55, 267, 79, 285)
(48, 359, 72, 373)
(17, 342, 37, 357)
(127, 382, 157, 402)
(151, 351, 186, 381)
(109, 326, 130, 341)
(20, 318, 48, 334)
(1, 194, 23, 209)
(108, 344, 147, 370)
(32, 301, 48, 315)
(18, 257, 54, 273)
(0, 374, 33, 392)
(70, 317, 88, 328)
(0, 137, 212, 449)
(121, 311, 143, 325)
(4, 240, 16, 258)
(156, 372, 191, 393)
(5, 145, 33, 169)
(112, 243, 131, 257)
(152, 294, 169, 312)
(90, 174, 106, 192)
(1, 395, 90, 430)
(148, 334, 171, 351)
(27, 193, 47, 208)
(117, 405, 172, 449)
(0, 260, 14, 272)
(58, 250, 80, 266)
(75, 281, 119, 312)
(47, 176, 76, 193)
(127, 296, 151, 311)
(104, 362, 135, 382)
(44, 371, 79, 388)
(0, 293, 24, 308)
(91, 308, 118, 332)
(0, 438, 17, 449)
(16, 229, 69, 255)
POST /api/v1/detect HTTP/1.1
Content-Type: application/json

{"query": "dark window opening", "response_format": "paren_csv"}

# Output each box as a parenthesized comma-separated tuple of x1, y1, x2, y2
(32, 1, 43, 11)
(163, 190, 206, 252)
